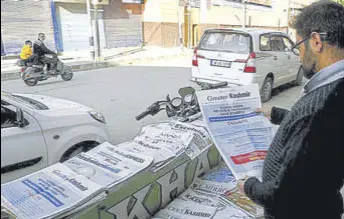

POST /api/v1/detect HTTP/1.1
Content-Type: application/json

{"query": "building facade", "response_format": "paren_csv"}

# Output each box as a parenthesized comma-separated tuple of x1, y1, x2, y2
(1, 0, 143, 55)
(141, 0, 316, 47)
(1, 0, 315, 55)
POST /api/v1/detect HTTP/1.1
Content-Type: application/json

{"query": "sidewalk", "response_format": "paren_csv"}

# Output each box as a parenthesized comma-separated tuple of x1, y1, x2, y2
(1, 47, 192, 81)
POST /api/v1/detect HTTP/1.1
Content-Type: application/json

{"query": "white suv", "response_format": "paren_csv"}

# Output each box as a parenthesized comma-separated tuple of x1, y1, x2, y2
(1, 91, 110, 183)
(191, 28, 303, 102)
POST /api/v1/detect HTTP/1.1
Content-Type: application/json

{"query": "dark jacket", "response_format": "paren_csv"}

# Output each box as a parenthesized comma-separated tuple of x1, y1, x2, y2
(33, 40, 54, 58)
(244, 75, 344, 219)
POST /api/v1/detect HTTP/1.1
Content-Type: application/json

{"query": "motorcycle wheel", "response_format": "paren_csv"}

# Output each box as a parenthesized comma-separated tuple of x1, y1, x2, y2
(61, 69, 73, 81)
(24, 78, 38, 86)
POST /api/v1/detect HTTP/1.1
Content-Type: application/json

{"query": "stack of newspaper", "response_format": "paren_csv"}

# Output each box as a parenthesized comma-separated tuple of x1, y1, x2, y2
(64, 142, 154, 191)
(153, 163, 264, 219)
(1, 163, 107, 219)
(118, 121, 213, 172)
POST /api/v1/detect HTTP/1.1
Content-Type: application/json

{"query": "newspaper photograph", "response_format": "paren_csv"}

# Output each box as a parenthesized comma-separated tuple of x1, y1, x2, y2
(196, 84, 274, 180)
(1, 163, 105, 219)
(191, 163, 237, 196)
(220, 186, 264, 218)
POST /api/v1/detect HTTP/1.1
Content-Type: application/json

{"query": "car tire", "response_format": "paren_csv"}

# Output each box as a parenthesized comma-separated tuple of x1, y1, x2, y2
(60, 141, 99, 162)
(261, 76, 273, 103)
(293, 67, 304, 86)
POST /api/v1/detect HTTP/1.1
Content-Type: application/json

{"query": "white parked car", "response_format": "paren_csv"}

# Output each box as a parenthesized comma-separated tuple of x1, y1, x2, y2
(191, 28, 303, 102)
(1, 91, 110, 183)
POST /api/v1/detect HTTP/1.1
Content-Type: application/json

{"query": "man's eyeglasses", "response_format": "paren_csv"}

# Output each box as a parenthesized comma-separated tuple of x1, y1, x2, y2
(291, 32, 327, 50)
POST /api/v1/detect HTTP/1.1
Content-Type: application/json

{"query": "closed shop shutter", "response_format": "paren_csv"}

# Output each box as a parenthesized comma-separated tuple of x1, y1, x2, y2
(103, 1, 143, 48)
(1, 0, 55, 55)
(57, 3, 106, 52)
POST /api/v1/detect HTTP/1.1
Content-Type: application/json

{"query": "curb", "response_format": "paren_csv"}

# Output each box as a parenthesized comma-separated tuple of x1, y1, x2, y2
(1, 53, 190, 82)
(1, 61, 115, 82)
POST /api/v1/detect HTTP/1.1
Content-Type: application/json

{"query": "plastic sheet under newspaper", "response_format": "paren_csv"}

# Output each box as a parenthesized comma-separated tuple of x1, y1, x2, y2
(153, 163, 264, 219)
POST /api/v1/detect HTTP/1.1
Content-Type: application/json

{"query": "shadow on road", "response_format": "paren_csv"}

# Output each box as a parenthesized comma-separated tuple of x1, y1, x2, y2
(272, 83, 299, 97)
(35, 79, 68, 87)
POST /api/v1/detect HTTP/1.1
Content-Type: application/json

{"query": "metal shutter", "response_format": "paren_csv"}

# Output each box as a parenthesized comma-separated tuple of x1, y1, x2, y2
(57, 3, 106, 52)
(1, 0, 55, 55)
(103, 1, 143, 48)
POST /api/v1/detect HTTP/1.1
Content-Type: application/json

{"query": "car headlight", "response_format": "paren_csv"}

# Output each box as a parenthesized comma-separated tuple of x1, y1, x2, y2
(88, 111, 106, 123)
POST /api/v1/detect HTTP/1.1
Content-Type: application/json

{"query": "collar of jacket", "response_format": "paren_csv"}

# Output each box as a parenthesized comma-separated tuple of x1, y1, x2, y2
(303, 59, 344, 94)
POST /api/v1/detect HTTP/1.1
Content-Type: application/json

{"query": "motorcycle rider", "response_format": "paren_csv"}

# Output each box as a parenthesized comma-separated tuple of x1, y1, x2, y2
(33, 33, 58, 74)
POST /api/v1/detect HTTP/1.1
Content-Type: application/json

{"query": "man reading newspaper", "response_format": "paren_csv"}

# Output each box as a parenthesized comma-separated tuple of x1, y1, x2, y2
(238, 2, 344, 219)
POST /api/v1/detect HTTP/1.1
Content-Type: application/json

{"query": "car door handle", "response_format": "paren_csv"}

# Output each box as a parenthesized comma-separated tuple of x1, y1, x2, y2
(273, 56, 278, 60)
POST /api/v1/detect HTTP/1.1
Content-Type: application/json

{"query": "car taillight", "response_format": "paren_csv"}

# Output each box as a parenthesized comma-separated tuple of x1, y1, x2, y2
(21, 68, 25, 73)
(243, 52, 256, 73)
(192, 48, 205, 67)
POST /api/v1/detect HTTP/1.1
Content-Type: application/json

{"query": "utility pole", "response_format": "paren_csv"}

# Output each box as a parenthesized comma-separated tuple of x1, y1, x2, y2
(176, 0, 183, 49)
(187, 5, 192, 48)
(242, 0, 246, 29)
(92, 0, 101, 58)
(287, 0, 292, 34)
(86, 0, 95, 60)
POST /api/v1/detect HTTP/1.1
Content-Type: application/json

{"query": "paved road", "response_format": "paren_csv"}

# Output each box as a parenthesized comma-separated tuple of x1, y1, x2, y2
(1, 66, 304, 144)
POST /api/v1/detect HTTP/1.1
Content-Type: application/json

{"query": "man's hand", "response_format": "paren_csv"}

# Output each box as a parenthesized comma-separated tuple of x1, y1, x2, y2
(237, 176, 250, 194)
(256, 107, 272, 120)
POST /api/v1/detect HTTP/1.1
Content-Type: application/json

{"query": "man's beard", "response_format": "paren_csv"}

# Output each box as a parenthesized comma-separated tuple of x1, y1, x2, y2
(301, 47, 317, 79)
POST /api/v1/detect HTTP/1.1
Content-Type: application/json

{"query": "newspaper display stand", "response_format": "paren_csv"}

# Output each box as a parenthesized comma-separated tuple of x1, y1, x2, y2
(78, 145, 222, 219)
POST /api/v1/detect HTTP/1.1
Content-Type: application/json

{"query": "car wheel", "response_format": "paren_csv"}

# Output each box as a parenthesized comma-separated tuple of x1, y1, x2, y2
(261, 76, 273, 103)
(60, 141, 99, 162)
(293, 67, 303, 86)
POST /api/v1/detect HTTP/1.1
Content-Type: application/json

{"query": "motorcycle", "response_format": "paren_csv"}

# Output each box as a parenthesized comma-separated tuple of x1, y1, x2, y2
(136, 81, 229, 122)
(18, 55, 74, 86)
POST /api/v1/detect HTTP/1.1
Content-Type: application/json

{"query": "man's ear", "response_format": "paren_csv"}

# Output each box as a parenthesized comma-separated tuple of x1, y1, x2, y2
(310, 33, 324, 53)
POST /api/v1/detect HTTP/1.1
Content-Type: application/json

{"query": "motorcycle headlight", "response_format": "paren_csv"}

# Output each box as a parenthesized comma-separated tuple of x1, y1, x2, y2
(88, 111, 106, 124)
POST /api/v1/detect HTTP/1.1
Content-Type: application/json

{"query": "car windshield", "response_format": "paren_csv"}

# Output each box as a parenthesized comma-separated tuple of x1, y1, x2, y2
(199, 32, 251, 53)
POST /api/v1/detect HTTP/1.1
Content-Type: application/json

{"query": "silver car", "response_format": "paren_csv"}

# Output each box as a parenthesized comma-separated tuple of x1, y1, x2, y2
(191, 28, 303, 102)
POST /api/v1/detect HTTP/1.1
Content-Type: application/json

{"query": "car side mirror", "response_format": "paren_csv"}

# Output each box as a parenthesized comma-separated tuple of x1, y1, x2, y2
(284, 47, 291, 53)
(16, 108, 25, 128)
(292, 48, 300, 56)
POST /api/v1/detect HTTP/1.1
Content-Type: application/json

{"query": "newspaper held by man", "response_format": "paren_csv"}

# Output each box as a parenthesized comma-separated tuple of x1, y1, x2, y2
(1, 163, 106, 219)
(64, 142, 153, 190)
(196, 84, 274, 180)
